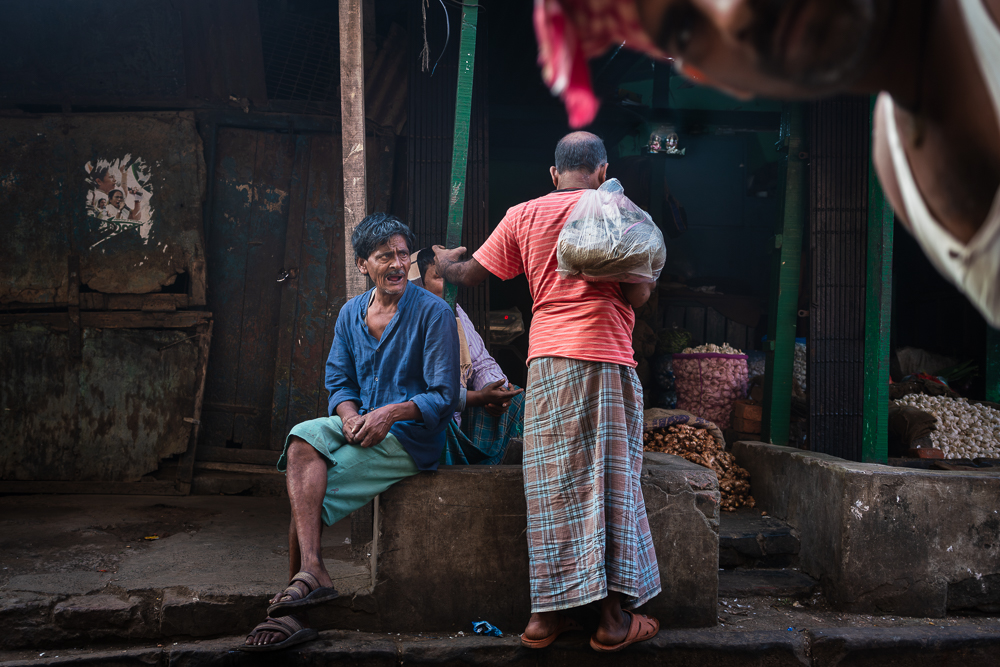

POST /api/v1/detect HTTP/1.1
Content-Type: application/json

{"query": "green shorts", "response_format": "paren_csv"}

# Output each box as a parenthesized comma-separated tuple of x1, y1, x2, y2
(278, 416, 420, 527)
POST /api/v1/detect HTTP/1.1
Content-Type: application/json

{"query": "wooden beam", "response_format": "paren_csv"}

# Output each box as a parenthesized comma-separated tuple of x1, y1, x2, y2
(340, 0, 368, 301)
(196, 445, 281, 466)
(0, 481, 184, 496)
(176, 320, 214, 487)
(861, 95, 893, 464)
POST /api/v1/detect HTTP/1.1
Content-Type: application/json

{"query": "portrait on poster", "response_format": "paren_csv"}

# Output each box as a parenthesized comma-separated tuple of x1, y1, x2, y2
(84, 156, 155, 244)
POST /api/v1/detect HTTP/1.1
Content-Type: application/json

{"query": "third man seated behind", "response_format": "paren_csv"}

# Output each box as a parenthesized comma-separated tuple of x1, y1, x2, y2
(412, 247, 524, 465)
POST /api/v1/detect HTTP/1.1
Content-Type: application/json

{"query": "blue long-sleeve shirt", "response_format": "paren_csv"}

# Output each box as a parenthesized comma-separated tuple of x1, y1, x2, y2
(326, 284, 460, 470)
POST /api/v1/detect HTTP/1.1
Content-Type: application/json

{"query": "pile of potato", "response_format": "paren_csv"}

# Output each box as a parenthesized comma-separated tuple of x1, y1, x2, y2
(643, 424, 755, 511)
(893, 393, 1000, 459)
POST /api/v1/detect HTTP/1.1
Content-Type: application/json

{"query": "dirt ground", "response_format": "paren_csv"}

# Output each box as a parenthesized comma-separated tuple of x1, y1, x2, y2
(716, 591, 999, 632)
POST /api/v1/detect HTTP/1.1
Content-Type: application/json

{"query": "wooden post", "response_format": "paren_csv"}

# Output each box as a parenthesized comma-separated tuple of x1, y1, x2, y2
(762, 105, 806, 446)
(861, 96, 893, 464)
(340, 0, 367, 299)
(339, 0, 376, 581)
(443, 4, 480, 309)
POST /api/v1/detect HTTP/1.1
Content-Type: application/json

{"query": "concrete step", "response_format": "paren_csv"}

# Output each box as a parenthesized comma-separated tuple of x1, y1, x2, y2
(3, 626, 1000, 667)
(718, 569, 818, 598)
(719, 508, 800, 569)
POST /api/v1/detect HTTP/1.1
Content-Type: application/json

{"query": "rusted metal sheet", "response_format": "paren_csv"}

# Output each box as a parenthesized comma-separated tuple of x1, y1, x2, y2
(0, 323, 204, 482)
(365, 23, 408, 135)
(178, 0, 268, 105)
(0, 112, 205, 305)
(0, 0, 185, 105)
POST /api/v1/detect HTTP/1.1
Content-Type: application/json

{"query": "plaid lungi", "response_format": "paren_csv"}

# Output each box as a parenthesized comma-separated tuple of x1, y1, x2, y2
(523, 357, 661, 613)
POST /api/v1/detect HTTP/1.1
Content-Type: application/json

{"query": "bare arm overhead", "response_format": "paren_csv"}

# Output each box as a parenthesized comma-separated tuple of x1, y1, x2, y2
(432, 245, 492, 287)
(621, 282, 653, 309)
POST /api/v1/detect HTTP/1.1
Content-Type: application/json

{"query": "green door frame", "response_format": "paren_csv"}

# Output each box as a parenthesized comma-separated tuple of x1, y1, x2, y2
(443, 5, 479, 310)
(762, 104, 806, 446)
(861, 95, 893, 464)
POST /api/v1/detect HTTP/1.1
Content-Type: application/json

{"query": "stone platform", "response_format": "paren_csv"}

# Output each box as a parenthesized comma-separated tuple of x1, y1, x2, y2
(373, 452, 721, 632)
(733, 441, 1000, 617)
(0, 453, 721, 650)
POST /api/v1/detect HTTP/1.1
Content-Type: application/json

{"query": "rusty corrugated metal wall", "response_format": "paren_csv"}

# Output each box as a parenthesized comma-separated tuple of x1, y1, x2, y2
(807, 97, 871, 461)
(406, 1, 490, 339)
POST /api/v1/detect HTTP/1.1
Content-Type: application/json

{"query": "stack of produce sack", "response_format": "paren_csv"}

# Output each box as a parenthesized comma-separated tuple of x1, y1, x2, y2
(642, 409, 755, 511)
(672, 343, 749, 429)
(893, 394, 1000, 459)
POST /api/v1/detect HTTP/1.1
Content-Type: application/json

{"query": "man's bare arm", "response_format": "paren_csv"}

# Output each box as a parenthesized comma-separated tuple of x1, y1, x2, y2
(432, 245, 491, 287)
(621, 282, 654, 309)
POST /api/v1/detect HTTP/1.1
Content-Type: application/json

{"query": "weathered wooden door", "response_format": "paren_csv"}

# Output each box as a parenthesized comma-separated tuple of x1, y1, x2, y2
(200, 128, 345, 458)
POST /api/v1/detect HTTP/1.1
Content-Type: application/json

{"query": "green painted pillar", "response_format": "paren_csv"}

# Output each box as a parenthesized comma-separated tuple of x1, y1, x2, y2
(988, 327, 1000, 403)
(443, 5, 479, 310)
(762, 104, 806, 446)
(861, 95, 894, 464)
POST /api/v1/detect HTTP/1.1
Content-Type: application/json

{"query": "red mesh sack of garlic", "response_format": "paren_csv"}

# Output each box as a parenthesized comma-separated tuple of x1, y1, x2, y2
(672, 344, 749, 430)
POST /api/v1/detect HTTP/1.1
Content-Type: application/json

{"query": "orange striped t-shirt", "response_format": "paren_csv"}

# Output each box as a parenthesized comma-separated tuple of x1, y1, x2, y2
(474, 189, 636, 368)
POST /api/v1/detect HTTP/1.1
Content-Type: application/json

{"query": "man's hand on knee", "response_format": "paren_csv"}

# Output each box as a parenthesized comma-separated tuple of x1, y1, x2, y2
(353, 405, 395, 448)
(342, 413, 366, 444)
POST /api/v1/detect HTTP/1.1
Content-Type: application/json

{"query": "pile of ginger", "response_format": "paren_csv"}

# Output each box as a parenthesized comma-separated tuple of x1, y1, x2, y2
(643, 424, 755, 511)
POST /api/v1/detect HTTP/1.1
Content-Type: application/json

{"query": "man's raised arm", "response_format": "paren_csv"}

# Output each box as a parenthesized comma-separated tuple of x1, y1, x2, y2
(432, 245, 491, 287)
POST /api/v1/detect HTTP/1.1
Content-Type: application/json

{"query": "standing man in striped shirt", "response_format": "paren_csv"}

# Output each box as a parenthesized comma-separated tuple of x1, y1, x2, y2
(433, 131, 661, 653)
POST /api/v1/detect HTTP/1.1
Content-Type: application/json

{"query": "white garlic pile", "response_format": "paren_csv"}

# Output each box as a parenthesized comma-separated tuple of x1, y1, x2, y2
(894, 393, 1000, 459)
(682, 343, 743, 355)
(793, 342, 807, 398)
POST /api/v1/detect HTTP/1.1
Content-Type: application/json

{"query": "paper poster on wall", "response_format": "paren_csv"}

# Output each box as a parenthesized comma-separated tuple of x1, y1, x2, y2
(84, 156, 155, 246)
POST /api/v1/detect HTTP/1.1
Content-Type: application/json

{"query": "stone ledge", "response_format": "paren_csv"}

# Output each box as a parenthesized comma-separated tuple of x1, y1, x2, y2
(374, 455, 720, 633)
(733, 441, 1000, 618)
(54, 595, 141, 630)
(5, 627, 1000, 667)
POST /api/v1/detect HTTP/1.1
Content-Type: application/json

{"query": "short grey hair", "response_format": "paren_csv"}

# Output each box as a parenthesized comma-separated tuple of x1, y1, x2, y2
(554, 131, 607, 174)
(351, 213, 416, 261)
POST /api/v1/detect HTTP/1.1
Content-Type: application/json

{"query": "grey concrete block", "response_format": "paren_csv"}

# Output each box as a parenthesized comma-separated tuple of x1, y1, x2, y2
(159, 588, 269, 638)
(6, 572, 107, 595)
(53, 594, 140, 630)
(810, 626, 1000, 667)
(717, 570, 817, 598)
(734, 442, 1000, 618)
(375, 455, 720, 633)
(0, 591, 56, 651)
(638, 454, 720, 628)
(374, 465, 530, 633)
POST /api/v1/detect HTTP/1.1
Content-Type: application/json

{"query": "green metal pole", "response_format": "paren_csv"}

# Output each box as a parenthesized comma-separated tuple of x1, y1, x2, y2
(861, 95, 894, 464)
(987, 327, 1000, 403)
(443, 5, 479, 310)
(762, 104, 806, 446)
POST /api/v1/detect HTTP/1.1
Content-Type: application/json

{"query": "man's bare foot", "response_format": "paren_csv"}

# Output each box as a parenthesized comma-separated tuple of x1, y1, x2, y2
(240, 614, 317, 651)
(268, 570, 335, 605)
(591, 608, 630, 646)
(522, 611, 565, 641)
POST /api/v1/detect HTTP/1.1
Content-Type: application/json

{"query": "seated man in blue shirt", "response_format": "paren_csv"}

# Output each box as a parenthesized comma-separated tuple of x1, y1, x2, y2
(241, 213, 460, 651)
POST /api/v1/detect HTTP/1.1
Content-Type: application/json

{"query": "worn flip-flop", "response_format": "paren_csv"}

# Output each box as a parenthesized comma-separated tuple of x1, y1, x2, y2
(268, 571, 340, 616)
(238, 614, 318, 652)
(520, 616, 584, 648)
(589, 611, 659, 653)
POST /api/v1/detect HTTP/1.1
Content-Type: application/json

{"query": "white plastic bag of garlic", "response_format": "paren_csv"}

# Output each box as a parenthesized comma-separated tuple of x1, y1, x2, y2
(894, 393, 1000, 459)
